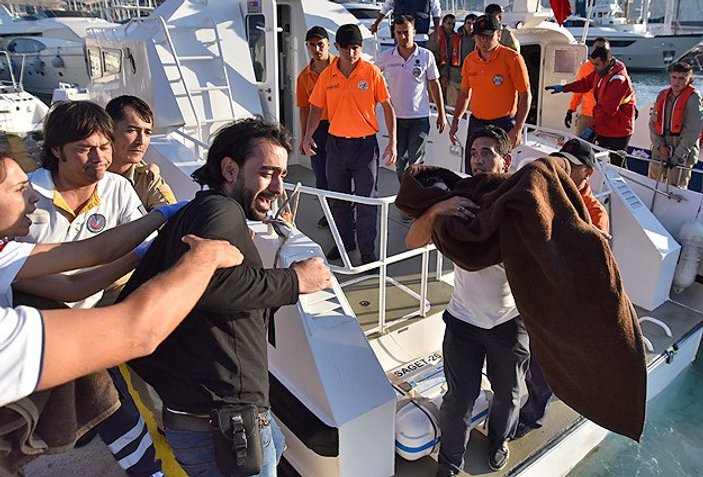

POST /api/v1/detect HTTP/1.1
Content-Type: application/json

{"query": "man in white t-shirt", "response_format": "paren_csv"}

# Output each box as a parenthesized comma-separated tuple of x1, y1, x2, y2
(377, 15, 446, 184)
(17, 101, 162, 477)
(405, 125, 529, 475)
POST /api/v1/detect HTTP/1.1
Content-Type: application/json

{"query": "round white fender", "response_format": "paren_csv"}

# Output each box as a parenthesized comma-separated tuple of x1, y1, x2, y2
(673, 220, 703, 293)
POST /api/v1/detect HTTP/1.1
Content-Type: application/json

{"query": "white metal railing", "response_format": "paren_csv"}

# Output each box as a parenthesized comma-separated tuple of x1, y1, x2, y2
(282, 182, 441, 336)
(168, 127, 209, 160)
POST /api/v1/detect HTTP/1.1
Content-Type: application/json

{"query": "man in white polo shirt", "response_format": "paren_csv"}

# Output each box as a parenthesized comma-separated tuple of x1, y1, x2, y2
(377, 14, 446, 186)
(19, 101, 163, 477)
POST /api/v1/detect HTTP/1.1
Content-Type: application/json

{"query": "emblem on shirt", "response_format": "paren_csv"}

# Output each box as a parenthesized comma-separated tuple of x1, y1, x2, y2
(87, 213, 106, 233)
(358, 80, 369, 91)
(493, 74, 504, 86)
(411, 66, 422, 78)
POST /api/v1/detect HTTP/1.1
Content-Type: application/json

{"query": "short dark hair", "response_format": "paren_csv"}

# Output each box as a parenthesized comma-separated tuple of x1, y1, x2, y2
(191, 117, 293, 190)
(469, 125, 512, 158)
(393, 14, 415, 26)
(41, 101, 115, 171)
(590, 46, 611, 63)
(485, 4, 503, 16)
(105, 95, 154, 125)
(593, 36, 610, 46)
(442, 13, 455, 23)
(465, 14, 478, 22)
(671, 62, 693, 75)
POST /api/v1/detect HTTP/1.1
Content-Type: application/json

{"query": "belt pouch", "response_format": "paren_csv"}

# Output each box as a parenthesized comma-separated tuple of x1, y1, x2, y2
(211, 404, 263, 477)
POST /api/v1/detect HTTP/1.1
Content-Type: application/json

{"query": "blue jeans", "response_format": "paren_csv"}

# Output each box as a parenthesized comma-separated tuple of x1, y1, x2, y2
(396, 117, 430, 181)
(164, 411, 285, 477)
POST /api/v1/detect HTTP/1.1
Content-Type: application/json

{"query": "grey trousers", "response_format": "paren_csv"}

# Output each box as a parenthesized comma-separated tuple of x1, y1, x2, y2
(437, 311, 530, 475)
(396, 117, 430, 181)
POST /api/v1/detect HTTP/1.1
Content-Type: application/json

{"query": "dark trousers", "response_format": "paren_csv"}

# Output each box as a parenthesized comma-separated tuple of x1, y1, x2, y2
(326, 134, 379, 256)
(396, 117, 430, 181)
(311, 120, 330, 190)
(438, 312, 529, 475)
(596, 135, 631, 168)
(464, 115, 515, 173)
(519, 345, 552, 429)
(99, 367, 162, 477)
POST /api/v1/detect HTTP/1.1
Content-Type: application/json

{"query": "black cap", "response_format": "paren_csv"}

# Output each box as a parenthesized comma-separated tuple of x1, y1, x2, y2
(472, 14, 501, 36)
(335, 24, 363, 47)
(552, 139, 596, 169)
(305, 26, 328, 41)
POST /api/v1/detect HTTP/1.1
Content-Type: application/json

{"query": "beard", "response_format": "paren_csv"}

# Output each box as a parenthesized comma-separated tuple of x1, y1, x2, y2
(228, 178, 274, 221)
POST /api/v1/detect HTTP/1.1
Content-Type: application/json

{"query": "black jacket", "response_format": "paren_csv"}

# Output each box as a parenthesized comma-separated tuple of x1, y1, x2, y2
(120, 191, 299, 412)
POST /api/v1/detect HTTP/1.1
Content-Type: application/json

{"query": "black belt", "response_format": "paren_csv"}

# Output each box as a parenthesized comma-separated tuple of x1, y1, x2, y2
(330, 134, 375, 140)
(163, 407, 271, 433)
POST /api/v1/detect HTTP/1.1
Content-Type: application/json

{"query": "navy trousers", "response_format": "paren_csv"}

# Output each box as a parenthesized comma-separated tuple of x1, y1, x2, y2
(311, 120, 330, 190)
(519, 345, 553, 429)
(464, 115, 515, 173)
(325, 134, 379, 256)
(396, 117, 430, 181)
(437, 312, 529, 475)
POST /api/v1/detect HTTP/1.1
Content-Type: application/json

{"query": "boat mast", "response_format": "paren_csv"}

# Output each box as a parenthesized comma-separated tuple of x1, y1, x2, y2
(583, 0, 595, 43)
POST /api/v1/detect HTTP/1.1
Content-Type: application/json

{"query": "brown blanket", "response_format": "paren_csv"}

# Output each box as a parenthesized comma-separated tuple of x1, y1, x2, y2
(0, 291, 121, 475)
(396, 157, 647, 440)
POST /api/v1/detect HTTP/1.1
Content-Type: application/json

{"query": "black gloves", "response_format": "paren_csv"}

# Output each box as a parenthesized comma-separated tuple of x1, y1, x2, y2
(564, 110, 574, 129)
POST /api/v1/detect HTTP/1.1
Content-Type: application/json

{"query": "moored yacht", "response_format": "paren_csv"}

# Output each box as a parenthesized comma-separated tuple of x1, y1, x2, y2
(38, 0, 703, 475)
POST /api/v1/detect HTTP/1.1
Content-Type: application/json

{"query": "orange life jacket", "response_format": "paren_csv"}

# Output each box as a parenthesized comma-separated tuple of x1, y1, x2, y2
(438, 28, 461, 67)
(653, 84, 697, 136)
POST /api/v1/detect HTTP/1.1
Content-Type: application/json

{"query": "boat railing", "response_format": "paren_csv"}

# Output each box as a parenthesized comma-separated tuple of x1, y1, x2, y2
(0, 51, 21, 90)
(281, 182, 442, 336)
(168, 127, 209, 159)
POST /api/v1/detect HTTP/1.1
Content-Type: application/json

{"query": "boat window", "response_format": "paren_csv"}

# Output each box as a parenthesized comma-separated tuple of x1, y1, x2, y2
(102, 48, 122, 76)
(7, 38, 46, 54)
(554, 49, 578, 74)
(246, 14, 267, 83)
(87, 47, 103, 79)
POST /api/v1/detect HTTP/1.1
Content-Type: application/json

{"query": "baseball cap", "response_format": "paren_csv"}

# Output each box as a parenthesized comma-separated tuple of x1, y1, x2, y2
(551, 139, 596, 169)
(335, 24, 363, 47)
(472, 14, 501, 36)
(305, 26, 328, 42)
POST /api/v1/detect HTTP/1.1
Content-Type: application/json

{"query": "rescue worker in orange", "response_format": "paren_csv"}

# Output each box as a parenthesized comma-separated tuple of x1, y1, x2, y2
(547, 46, 636, 168)
(648, 62, 703, 188)
(564, 37, 610, 136)
(449, 14, 531, 172)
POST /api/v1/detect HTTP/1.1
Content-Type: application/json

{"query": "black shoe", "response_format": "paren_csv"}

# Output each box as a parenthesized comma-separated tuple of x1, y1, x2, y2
(488, 441, 510, 471)
(435, 470, 458, 477)
(326, 244, 356, 260)
(360, 253, 377, 265)
(317, 216, 329, 228)
(512, 422, 534, 440)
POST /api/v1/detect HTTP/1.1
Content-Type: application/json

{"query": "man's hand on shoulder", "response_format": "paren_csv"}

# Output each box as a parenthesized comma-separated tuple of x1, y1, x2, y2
(292, 257, 332, 294)
(182, 234, 244, 269)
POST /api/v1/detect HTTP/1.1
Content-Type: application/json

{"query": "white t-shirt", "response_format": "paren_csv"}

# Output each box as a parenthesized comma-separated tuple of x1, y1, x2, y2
(377, 45, 439, 119)
(0, 305, 44, 407)
(0, 240, 36, 308)
(446, 264, 519, 329)
(21, 168, 144, 308)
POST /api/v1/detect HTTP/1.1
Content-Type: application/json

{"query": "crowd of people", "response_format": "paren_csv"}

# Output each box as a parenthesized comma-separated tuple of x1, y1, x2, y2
(1, 3, 701, 477)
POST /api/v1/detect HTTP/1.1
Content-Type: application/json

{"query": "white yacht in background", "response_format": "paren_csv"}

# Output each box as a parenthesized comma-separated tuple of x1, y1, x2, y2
(0, 6, 118, 97)
(562, 15, 702, 71)
(39, 0, 702, 475)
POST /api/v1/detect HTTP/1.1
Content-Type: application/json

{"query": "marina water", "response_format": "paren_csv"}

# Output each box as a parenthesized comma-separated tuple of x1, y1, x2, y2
(566, 71, 703, 477)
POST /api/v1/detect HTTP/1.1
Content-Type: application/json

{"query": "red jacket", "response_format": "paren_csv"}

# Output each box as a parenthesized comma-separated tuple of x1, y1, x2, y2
(564, 59, 636, 138)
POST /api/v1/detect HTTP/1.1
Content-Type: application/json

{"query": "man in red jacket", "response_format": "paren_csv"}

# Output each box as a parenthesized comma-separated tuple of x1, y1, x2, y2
(546, 47, 636, 167)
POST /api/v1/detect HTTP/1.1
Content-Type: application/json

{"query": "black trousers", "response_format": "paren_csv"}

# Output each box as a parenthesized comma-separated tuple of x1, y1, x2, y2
(596, 135, 631, 168)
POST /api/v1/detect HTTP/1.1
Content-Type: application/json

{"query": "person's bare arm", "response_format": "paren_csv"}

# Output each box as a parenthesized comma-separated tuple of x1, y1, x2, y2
(37, 235, 243, 391)
(370, 13, 387, 34)
(381, 99, 397, 166)
(508, 90, 532, 147)
(405, 197, 478, 248)
(429, 78, 447, 133)
(13, 253, 139, 302)
(302, 106, 324, 156)
(16, 210, 169, 281)
(299, 105, 310, 155)
(449, 87, 472, 145)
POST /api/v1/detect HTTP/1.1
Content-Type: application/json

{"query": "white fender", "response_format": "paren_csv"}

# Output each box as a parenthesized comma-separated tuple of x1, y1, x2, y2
(672, 220, 703, 293)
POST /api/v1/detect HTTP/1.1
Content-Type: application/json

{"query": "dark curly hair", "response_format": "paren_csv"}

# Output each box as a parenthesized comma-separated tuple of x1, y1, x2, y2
(105, 95, 154, 124)
(41, 101, 115, 171)
(191, 117, 293, 191)
(468, 125, 512, 158)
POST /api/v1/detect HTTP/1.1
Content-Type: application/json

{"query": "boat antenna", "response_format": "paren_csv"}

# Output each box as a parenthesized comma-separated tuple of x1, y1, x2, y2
(582, 0, 595, 44)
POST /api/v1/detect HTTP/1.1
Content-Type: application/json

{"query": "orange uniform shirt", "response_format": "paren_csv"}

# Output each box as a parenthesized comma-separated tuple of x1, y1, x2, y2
(309, 58, 390, 138)
(580, 182, 609, 234)
(568, 61, 595, 117)
(460, 45, 530, 120)
(296, 55, 337, 121)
